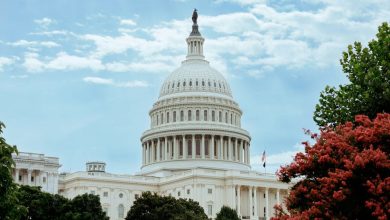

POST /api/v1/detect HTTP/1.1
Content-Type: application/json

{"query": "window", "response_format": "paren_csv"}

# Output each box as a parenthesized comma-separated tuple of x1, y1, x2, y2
(31, 176, 34, 182)
(196, 110, 200, 121)
(264, 193, 266, 198)
(157, 115, 159, 125)
(208, 81, 211, 86)
(187, 189, 190, 195)
(225, 112, 228, 123)
(212, 111, 215, 121)
(208, 205, 213, 215)
(43, 177, 46, 183)
(19, 175, 22, 181)
(172, 83, 174, 88)
(103, 207, 108, 214)
(202, 81, 205, 86)
(178, 191, 181, 197)
(183, 81, 186, 87)
(177, 82, 180, 87)
(196, 81, 198, 86)
(189, 81, 192, 86)
(119, 193, 123, 198)
(188, 110, 192, 121)
(180, 111, 184, 121)
(118, 204, 124, 218)
(264, 207, 266, 216)
(167, 112, 170, 123)
(91, 191, 95, 195)
(208, 188, 212, 194)
(204, 110, 208, 121)
(161, 113, 163, 124)
(173, 111, 176, 122)
(214, 82, 216, 87)
(103, 192, 108, 197)
(219, 111, 222, 122)
(231, 113, 233, 124)
(135, 194, 139, 199)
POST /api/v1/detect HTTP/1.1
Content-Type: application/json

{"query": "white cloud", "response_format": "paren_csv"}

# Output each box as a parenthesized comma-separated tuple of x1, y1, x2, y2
(34, 17, 55, 28)
(120, 19, 137, 26)
(22, 52, 45, 72)
(0, 57, 14, 71)
(30, 30, 69, 36)
(83, 76, 148, 88)
(8, 40, 60, 48)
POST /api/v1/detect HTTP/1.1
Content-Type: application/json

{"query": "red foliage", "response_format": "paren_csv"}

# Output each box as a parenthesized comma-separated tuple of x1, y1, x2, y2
(275, 114, 390, 220)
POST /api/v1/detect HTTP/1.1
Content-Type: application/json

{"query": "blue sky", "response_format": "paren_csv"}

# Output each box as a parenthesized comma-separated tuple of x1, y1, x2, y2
(1, 0, 389, 174)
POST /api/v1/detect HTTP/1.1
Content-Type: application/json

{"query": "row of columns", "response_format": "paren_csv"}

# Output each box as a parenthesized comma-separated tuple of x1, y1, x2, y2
(234, 186, 281, 220)
(12, 168, 58, 193)
(142, 135, 250, 166)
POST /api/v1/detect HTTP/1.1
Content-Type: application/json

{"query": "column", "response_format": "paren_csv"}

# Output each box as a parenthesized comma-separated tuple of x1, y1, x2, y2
(277, 189, 280, 205)
(249, 187, 253, 218)
(142, 143, 145, 165)
(237, 185, 241, 216)
(157, 138, 161, 162)
(235, 139, 238, 161)
(183, 136, 187, 159)
(151, 141, 155, 162)
(239, 140, 243, 163)
(247, 143, 251, 165)
(14, 169, 19, 183)
(164, 137, 168, 161)
(265, 188, 269, 220)
(27, 169, 32, 185)
(253, 187, 258, 218)
(173, 136, 178, 159)
(210, 135, 215, 159)
(228, 137, 233, 161)
(192, 135, 195, 159)
(201, 134, 205, 159)
(231, 185, 236, 214)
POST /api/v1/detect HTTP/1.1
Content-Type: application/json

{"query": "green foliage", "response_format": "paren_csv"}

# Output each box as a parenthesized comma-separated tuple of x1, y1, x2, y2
(14, 185, 108, 220)
(215, 206, 240, 220)
(126, 191, 208, 220)
(0, 122, 26, 219)
(314, 22, 390, 127)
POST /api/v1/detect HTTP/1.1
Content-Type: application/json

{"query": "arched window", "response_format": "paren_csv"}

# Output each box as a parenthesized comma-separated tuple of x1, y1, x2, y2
(177, 82, 180, 87)
(212, 111, 215, 121)
(183, 81, 186, 87)
(219, 111, 222, 122)
(214, 82, 216, 87)
(208, 81, 211, 86)
(189, 81, 192, 86)
(167, 112, 170, 123)
(196, 110, 200, 121)
(161, 113, 164, 124)
(231, 113, 233, 124)
(204, 110, 208, 121)
(225, 112, 228, 123)
(118, 204, 124, 218)
(196, 81, 198, 86)
(202, 81, 205, 86)
(188, 110, 192, 121)
(180, 111, 184, 121)
(172, 83, 175, 88)
(157, 115, 159, 125)
(173, 111, 176, 122)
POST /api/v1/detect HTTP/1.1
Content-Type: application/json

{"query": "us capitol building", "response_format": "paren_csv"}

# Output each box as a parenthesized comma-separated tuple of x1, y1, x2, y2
(11, 12, 290, 220)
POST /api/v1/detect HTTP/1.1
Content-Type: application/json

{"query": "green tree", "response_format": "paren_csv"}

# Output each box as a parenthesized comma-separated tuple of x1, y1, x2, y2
(215, 206, 240, 220)
(314, 22, 390, 127)
(68, 193, 109, 220)
(0, 122, 26, 219)
(126, 191, 208, 220)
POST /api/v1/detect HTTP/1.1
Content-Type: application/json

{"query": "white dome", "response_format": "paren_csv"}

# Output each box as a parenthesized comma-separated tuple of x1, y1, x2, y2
(159, 59, 233, 100)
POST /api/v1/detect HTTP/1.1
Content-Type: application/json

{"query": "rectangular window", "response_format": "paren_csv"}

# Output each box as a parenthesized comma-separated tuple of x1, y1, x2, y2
(212, 111, 215, 121)
(188, 110, 192, 121)
(204, 110, 208, 121)
(181, 111, 184, 121)
(31, 176, 34, 182)
(208, 189, 212, 194)
(187, 189, 190, 195)
(196, 110, 200, 121)
(104, 192, 108, 197)
(167, 112, 170, 123)
(173, 111, 176, 122)
(19, 175, 22, 181)
(208, 205, 212, 215)
(219, 111, 222, 122)
(135, 194, 139, 199)
(43, 177, 46, 183)
(161, 113, 164, 124)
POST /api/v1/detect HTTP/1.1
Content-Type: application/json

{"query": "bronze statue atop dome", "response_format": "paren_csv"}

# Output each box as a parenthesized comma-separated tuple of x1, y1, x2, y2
(192, 9, 198, 24)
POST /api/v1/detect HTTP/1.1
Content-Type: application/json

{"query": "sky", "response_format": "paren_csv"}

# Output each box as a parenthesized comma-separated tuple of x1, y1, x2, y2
(0, 0, 389, 174)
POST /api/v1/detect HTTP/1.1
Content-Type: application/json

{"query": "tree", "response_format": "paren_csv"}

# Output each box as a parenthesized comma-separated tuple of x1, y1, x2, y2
(275, 113, 390, 220)
(314, 22, 390, 127)
(68, 193, 109, 220)
(0, 122, 26, 219)
(215, 206, 240, 220)
(126, 191, 208, 220)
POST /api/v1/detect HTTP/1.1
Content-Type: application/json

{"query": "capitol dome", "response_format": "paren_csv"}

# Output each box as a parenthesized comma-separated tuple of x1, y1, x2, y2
(140, 15, 251, 175)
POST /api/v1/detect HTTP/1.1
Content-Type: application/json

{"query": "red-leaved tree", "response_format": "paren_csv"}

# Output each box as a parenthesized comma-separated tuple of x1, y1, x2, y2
(274, 113, 390, 220)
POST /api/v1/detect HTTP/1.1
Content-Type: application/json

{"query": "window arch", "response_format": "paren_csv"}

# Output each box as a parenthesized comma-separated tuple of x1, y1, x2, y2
(189, 81, 192, 86)
(180, 111, 184, 121)
(202, 81, 205, 86)
(231, 113, 233, 124)
(188, 110, 192, 121)
(167, 112, 170, 123)
(204, 110, 208, 121)
(225, 112, 228, 123)
(196, 81, 198, 86)
(219, 111, 222, 122)
(196, 110, 200, 121)
(212, 111, 215, 121)
(173, 111, 177, 122)
(183, 81, 186, 87)
(157, 114, 159, 125)
(118, 204, 124, 218)
(177, 82, 180, 87)
(161, 113, 164, 124)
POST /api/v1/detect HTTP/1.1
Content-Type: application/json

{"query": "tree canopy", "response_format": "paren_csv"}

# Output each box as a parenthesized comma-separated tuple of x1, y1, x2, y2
(314, 22, 390, 127)
(276, 113, 390, 220)
(215, 206, 240, 220)
(126, 191, 208, 220)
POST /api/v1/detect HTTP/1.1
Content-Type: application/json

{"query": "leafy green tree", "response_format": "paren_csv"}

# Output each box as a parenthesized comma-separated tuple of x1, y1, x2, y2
(68, 193, 109, 220)
(215, 206, 240, 220)
(314, 22, 390, 127)
(0, 122, 26, 219)
(126, 191, 208, 220)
